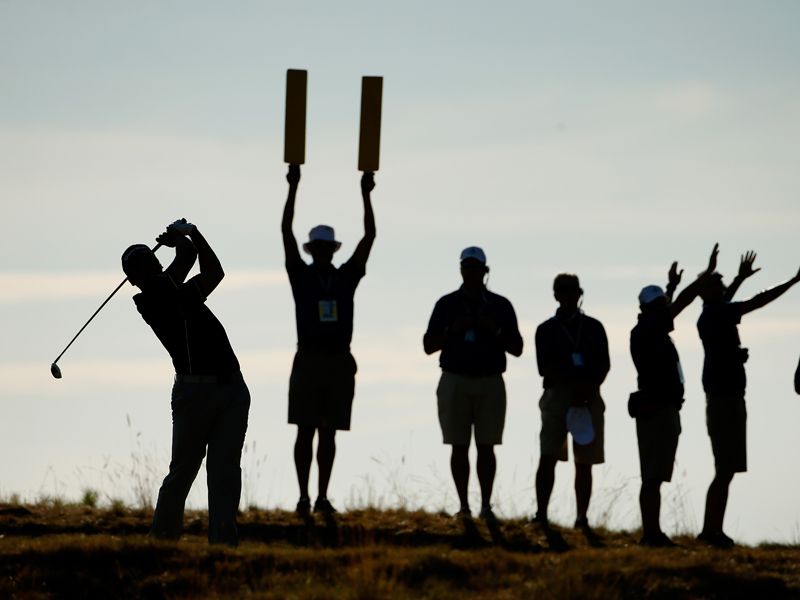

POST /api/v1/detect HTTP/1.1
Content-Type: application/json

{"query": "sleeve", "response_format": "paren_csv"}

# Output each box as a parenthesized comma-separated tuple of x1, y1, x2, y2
(592, 320, 611, 385)
(340, 257, 366, 289)
(501, 299, 523, 351)
(424, 299, 448, 339)
(534, 322, 550, 378)
(177, 275, 208, 312)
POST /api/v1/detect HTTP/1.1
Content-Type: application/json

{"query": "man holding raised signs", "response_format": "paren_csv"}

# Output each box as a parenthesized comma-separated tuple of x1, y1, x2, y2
(282, 165, 376, 516)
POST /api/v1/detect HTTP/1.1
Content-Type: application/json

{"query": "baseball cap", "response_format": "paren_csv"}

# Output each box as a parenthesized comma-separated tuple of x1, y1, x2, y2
(639, 285, 666, 306)
(460, 246, 486, 264)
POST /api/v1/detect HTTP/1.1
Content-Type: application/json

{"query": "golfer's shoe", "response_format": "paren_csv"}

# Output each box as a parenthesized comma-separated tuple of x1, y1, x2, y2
(313, 497, 337, 515)
(295, 497, 311, 516)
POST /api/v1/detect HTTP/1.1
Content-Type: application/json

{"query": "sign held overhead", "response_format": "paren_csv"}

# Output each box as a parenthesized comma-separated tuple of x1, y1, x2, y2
(358, 76, 383, 172)
(284, 69, 307, 164)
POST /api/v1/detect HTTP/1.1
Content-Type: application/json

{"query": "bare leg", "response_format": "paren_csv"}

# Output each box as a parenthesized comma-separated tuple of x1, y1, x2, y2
(639, 479, 662, 538)
(294, 426, 315, 499)
(575, 463, 593, 523)
(535, 455, 558, 521)
(450, 444, 470, 511)
(702, 469, 734, 534)
(476, 444, 496, 509)
(316, 427, 337, 499)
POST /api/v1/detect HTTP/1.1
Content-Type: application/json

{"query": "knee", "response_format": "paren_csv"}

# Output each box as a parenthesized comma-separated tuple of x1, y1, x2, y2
(451, 444, 469, 460)
(296, 426, 315, 445)
(476, 444, 495, 459)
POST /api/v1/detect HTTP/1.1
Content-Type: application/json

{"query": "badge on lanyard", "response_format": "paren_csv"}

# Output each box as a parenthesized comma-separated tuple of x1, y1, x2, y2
(464, 329, 476, 342)
(676, 360, 685, 384)
(571, 352, 585, 368)
(319, 300, 338, 322)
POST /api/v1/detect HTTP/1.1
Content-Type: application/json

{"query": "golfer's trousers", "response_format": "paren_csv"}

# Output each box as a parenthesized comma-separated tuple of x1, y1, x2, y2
(151, 372, 250, 545)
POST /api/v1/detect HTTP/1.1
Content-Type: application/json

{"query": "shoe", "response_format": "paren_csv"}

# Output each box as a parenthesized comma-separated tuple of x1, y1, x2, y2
(529, 512, 550, 528)
(479, 506, 499, 523)
(640, 531, 677, 547)
(313, 497, 337, 515)
(295, 497, 311, 516)
(454, 506, 472, 520)
(574, 516, 591, 531)
(697, 530, 734, 549)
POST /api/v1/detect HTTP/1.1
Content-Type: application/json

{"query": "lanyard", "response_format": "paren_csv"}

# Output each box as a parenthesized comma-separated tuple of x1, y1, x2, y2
(556, 312, 583, 351)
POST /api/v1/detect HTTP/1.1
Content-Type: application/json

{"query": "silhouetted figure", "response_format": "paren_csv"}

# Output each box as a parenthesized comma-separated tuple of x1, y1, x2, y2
(122, 220, 250, 547)
(534, 274, 609, 532)
(630, 245, 717, 547)
(423, 247, 523, 522)
(282, 164, 376, 516)
(697, 250, 800, 548)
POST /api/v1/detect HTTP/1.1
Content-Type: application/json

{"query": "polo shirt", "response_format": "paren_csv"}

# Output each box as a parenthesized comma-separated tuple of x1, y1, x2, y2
(630, 312, 684, 405)
(697, 301, 746, 395)
(287, 259, 365, 352)
(134, 273, 239, 376)
(424, 287, 522, 377)
(535, 310, 609, 389)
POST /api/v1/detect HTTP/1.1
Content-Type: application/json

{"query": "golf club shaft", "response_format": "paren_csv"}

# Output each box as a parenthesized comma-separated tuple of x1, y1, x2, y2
(52, 243, 162, 365)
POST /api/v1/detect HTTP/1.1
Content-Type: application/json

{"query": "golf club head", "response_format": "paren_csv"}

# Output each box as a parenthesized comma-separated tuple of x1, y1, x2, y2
(50, 362, 62, 379)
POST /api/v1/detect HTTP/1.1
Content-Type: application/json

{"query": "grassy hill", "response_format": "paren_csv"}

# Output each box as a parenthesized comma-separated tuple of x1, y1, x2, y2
(1, 502, 799, 598)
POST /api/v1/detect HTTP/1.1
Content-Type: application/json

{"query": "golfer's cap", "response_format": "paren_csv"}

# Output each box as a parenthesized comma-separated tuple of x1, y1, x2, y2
(566, 406, 595, 446)
(639, 285, 666, 306)
(460, 246, 486, 265)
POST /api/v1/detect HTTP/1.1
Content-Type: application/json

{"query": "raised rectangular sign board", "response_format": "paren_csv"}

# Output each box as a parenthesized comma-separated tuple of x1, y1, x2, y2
(284, 69, 307, 164)
(358, 76, 383, 172)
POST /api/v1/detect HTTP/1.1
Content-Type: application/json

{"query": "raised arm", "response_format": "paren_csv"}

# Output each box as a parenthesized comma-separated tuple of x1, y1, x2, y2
(724, 250, 760, 302)
(349, 172, 377, 267)
(157, 226, 198, 284)
(282, 164, 303, 268)
(167, 220, 224, 297)
(670, 243, 718, 318)
(739, 266, 800, 315)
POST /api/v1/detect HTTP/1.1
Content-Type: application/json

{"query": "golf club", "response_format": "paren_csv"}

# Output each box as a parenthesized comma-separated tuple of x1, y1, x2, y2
(50, 243, 162, 379)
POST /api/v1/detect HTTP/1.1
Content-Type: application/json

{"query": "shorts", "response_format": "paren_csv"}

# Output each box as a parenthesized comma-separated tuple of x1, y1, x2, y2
(706, 393, 747, 473)
(437, 372, 506, 445)
(636, 406, 681, 482)
(539, 385, 605, 464)
(288, 350, 357, 430)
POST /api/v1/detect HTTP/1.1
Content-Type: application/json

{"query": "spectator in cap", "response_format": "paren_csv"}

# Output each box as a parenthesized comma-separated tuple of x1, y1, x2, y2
(533, 273, 609, 533)
(281, 164, 376, 517)
(696, 249, 800, 547)
(630, 245, 717, 547)
(122, 219, 250, 547)
(423, 247, 523, 522)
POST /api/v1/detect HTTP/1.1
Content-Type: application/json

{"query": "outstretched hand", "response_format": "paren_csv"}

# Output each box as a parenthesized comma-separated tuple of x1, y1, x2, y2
(738, 250, 760, 279)
(286, 164, 301, 187)
(668, 261, 683, 288)
(706, 243, 719, 274)
(361, 171, 375, 194)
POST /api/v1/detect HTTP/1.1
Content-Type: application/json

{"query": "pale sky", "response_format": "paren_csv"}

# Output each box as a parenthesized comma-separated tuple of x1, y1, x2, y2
(2, 1, 800, 544)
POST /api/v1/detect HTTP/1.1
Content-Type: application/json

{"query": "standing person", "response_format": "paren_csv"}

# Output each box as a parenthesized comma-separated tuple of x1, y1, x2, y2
(282, 164, 376, 516)
(630, 245, 717, 547)
(423, 247, 523, 521)
(122, 219, 250, 547)
(533, 274, 609, 532)
(697, 251, 800, 547)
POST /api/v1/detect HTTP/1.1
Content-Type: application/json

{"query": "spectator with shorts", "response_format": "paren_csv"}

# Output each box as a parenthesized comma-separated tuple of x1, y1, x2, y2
(534, 274, 609, 532)
(697, 251, 800, 547)
(630, 245, 717, 547)
(123, 219, 250, 547)
(423, 247, 523, 521)
(282, 164, 376, 516)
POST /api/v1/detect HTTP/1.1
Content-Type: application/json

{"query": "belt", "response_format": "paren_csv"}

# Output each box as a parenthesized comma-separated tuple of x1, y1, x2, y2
(174, 371, 239, 385)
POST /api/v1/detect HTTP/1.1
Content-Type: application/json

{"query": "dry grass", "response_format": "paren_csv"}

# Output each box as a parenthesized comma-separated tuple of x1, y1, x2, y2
(1, 503, 799, 599)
